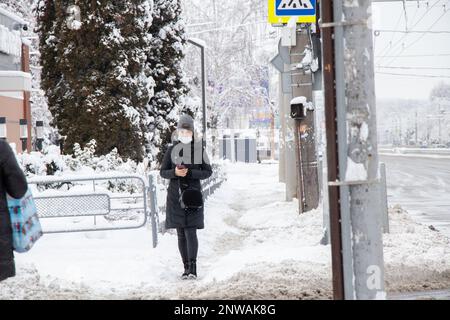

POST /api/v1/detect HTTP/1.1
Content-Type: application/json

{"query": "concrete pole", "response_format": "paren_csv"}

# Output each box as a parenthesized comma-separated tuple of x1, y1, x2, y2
(290, 29, 320, 212)
(283, 74, 297, 201)
(380, 162, 390, 234)
(279, 73, 286, 184)
(334, 0, 386, 299)
(270, 111, 276, 161)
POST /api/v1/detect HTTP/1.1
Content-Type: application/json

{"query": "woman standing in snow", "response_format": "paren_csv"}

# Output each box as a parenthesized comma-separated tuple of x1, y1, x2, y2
(160, 114, 212, 280)
(0, 140, 28, 282)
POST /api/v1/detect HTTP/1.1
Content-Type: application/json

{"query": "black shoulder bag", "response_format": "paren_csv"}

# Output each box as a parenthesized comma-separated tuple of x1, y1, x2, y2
(178, 179, 203, 213)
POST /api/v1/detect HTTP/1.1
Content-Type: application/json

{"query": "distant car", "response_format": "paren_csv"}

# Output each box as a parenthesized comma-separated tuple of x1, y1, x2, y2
(432, 144, 447, 148)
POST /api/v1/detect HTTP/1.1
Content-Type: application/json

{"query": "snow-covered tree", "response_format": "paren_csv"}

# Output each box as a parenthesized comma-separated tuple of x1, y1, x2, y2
(183, 0, 274, 126)
(430, 82, 450, 144)
(36, 0, 153, 162)
(146, 0, 190, 167)
(430, 82, 450, 104)
(182, 0, 275, 157)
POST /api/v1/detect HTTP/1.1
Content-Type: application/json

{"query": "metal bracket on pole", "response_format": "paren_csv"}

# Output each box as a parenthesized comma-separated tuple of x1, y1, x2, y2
(319, 20, 369, 28)
(328, 179, 380, 187)
(291, 82, 314, 87)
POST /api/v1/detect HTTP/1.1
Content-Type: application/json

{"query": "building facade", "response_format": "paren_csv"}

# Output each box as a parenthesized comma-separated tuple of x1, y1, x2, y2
(0, 7, 32, 152)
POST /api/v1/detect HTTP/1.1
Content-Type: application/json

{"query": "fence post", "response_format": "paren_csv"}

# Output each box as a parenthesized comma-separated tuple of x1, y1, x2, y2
(380, 163, 389, 234)
(148, 174, 159, 248)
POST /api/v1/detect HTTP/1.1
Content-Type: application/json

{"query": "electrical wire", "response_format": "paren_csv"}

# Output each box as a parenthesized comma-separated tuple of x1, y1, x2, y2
(375, 11, 404, 58)
(375, 29, 450, 34)
(383, 9, 449, 66)
(376, 0, 444, 65)
(375, 53, 450, 58)
(187, 20, 267, 35)
(376, 71, 450, 78)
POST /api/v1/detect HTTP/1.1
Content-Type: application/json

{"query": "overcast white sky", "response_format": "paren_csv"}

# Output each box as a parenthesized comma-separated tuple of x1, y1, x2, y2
(372, 0, 450, 100)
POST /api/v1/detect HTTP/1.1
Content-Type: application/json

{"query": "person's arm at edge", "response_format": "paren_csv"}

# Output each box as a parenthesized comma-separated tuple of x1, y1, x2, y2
(160, 145, 177, 179)
(1, 142, 27, 199)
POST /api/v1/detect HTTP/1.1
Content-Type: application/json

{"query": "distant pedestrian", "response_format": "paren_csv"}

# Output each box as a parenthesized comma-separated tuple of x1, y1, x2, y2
(0, 140, 27, 282)
(160, 114, 212, 280)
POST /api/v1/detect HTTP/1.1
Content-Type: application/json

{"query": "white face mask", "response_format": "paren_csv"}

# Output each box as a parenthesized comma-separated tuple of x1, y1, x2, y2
(179, 136, 193, 144)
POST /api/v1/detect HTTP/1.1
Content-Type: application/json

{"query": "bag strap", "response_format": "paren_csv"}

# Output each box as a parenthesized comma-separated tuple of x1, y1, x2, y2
(178, 178, 183, 196)
(178, 178, 190, 194)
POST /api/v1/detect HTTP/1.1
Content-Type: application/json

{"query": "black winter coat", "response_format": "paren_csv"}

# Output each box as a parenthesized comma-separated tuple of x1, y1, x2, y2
(0, 140, 27, 282)
(160, 141, 213, 229)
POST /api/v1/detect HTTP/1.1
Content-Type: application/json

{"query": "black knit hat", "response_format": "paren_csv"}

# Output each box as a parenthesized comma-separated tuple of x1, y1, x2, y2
(177, 114, 194, 131)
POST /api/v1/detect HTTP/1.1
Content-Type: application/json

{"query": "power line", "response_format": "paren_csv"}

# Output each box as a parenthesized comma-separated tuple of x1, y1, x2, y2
(376, 0, 444, 65)
(383, 9, 449, 66)
(397, 11, 449, 51)
(186, 22, 215, 28)
(375, 29, 450, 34)
(377, 1, 439, 60)
(375, 11, 404, 57)
(408, 3, 421, 28)
(187, 20, 267, 35)
(376, 71, 450, 79)
(375, 53, 450, 58)
(377, 65, 450, 70)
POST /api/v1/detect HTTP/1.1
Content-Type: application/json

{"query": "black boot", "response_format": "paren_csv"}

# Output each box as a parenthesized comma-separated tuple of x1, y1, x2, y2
(181, 261, 190, 280)
(188, 259, 197, 280)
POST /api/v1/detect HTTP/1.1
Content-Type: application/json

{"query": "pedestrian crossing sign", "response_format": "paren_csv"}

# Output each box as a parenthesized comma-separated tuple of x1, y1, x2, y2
(268, 0, 317, 24)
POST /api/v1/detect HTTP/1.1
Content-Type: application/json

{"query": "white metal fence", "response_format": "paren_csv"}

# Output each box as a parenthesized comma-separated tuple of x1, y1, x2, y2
(28, 165, 226, 248)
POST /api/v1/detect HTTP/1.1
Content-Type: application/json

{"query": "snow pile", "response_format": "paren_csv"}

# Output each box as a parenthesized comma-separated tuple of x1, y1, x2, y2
(0, 163, 449, 299)
(383, 205, 450, 293)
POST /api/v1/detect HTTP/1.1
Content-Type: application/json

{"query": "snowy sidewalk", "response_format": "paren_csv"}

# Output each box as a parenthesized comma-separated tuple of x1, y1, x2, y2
(0, 162, 331, 299)
(1, 162, 450, 299)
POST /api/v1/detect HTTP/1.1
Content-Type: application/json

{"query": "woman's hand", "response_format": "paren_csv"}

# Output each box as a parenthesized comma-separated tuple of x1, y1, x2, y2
(175, 167, 188, 177)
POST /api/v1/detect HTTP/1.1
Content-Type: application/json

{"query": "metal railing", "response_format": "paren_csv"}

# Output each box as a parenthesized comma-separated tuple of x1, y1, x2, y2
(28, 174, 150, 235)
(27, 165, 226, 249)
(34, 193, 111, 218)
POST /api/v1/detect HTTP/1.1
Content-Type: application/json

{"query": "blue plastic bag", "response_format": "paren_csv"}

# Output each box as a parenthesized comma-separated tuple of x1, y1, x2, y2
(7, 189, 43, 253)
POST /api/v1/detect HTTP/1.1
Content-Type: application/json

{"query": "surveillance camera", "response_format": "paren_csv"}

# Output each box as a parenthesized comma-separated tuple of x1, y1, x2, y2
(13, 22, 29, 31)
(290, 96, 307, 120)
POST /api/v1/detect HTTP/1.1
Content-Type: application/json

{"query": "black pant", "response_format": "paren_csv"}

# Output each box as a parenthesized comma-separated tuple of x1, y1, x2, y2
(176, 227, 198, 262)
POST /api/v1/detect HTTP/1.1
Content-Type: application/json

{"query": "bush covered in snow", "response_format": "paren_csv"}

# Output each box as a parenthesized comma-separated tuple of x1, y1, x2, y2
(13, 140, 149, 193)
(14, 139, 144, 174)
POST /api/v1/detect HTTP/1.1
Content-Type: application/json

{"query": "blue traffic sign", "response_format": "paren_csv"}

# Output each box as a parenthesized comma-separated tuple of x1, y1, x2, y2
(275, 0, 316, 17)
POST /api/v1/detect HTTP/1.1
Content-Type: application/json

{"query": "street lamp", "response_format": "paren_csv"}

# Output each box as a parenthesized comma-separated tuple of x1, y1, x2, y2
(19, 119, 28, 152)
(0, 117, 6, 141)
(36, 120, 44, 151)
(187, 38, 207, 145)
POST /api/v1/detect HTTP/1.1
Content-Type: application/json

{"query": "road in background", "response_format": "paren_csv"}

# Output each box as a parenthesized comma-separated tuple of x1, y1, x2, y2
(381, 154, 450, 238)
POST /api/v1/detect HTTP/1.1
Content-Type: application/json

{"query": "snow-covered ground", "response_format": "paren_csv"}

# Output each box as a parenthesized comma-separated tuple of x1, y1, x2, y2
(1, 162, 450, 299)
